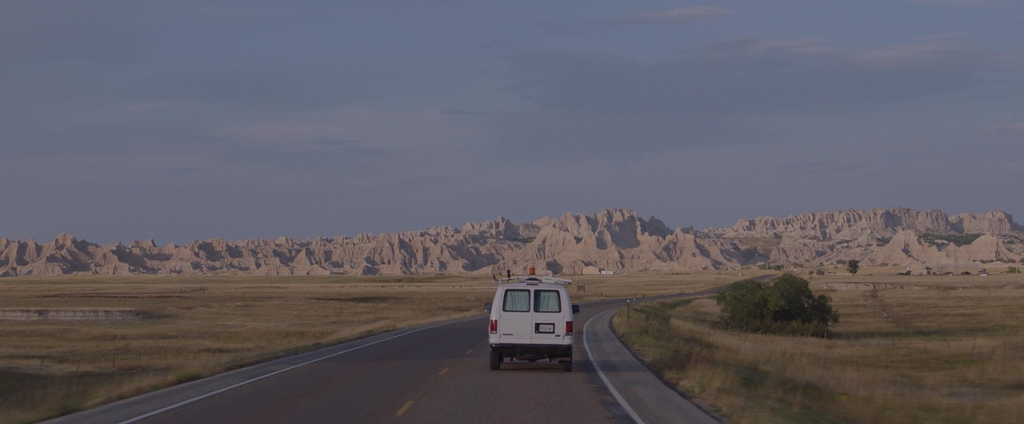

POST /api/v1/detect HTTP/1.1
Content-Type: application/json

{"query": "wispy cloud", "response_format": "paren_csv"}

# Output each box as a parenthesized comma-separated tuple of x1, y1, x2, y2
(843, 38, 1014, 70)
(505, 37, 1011, 119)
(984, 121, 1024, 133)
(602, 7, 732, 25)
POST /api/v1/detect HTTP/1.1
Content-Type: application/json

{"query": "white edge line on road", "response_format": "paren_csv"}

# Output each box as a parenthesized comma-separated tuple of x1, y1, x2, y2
(583, 309, 645, 424)
(118, 316, 480, 424)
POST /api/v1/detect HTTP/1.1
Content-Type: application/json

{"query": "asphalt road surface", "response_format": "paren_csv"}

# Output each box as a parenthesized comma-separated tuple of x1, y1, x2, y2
(49, 285, 742, 424)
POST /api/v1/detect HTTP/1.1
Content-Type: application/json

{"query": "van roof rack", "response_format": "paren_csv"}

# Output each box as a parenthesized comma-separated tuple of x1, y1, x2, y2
(493, 275, 572, 285)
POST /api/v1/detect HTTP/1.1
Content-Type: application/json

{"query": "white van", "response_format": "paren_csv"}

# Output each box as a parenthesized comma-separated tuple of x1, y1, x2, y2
(484, 276, 580, 372)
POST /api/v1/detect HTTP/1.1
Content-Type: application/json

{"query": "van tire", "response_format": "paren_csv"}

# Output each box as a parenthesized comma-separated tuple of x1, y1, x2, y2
(490, 350, 501, 370)
(561, 359, 572, 372)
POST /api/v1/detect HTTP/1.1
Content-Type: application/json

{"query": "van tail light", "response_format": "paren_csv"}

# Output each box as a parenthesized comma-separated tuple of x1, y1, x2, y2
(565, 321, 573, 336)
(489, 319, 498, 334)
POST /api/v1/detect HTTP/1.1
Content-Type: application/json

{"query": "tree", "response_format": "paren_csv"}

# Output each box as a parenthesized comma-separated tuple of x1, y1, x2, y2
(768, 274, 811, 323)
(717, 275, 839, 335)
(768, 274, 839, 326)
(716, 279, 772, 331)
(847, 259, 860, 275)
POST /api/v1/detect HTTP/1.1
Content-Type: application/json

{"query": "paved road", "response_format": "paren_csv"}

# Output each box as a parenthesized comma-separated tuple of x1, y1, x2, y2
(49, 284, 747, 424)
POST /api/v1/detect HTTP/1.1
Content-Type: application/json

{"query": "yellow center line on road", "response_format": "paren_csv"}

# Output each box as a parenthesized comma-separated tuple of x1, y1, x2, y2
(438, 367, 450, 376)
(465, 349, 473, 354)
(395, 400, 415, 417)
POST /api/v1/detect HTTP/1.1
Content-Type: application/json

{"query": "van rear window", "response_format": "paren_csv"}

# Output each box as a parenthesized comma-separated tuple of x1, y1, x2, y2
(503, 289, 530, 312)
(534, 290, 561, 313)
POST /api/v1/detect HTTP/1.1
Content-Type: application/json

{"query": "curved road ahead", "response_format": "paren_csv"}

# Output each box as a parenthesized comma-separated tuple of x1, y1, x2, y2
(50, 289, 729, 424)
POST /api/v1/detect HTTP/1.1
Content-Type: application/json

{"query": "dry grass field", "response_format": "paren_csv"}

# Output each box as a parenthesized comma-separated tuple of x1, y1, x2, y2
(0, 271, 733, 424)
(613, 269, 1024, 424)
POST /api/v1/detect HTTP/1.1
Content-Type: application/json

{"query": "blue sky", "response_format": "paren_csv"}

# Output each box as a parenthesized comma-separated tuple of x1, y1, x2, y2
(1, 0, 1022, 244)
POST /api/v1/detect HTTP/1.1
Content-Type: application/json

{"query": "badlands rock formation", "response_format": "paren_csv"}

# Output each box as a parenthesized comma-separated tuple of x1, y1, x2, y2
(1, 208, 1022, 277)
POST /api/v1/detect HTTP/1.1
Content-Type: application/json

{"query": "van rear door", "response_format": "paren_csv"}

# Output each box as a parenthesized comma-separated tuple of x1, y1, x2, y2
(530, 289, 565, 345)
(497, 288, 532, 344)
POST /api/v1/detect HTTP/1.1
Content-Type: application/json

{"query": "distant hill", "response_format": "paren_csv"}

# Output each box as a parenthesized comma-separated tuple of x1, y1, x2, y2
(2, 207, 1022, 277)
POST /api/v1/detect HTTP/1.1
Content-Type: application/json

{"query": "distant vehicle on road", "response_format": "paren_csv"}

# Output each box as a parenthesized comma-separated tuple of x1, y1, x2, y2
(485, 274, 580, 372)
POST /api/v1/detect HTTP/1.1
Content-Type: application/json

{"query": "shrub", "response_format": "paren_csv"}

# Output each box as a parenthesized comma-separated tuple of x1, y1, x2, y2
(847, 259, 860, 275)
(717, 275, 839, 336)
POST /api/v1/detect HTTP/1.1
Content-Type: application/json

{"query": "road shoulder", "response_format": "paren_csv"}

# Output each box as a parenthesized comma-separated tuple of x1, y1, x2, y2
(584, 309, 719, 424)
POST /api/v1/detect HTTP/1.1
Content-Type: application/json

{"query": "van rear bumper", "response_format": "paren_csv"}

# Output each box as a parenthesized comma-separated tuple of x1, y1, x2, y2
(490, 344, 572, 358)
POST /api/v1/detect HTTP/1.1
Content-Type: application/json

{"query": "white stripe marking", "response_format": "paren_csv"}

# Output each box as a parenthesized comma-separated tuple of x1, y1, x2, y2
(118, 316, 479, 424)
(583, 309, 645, 424)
